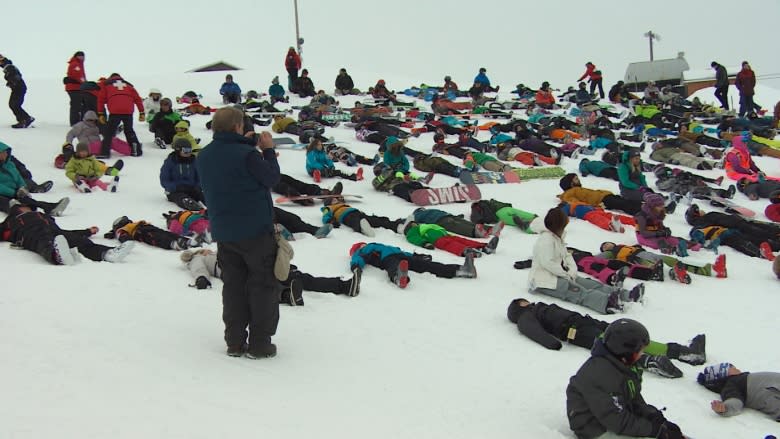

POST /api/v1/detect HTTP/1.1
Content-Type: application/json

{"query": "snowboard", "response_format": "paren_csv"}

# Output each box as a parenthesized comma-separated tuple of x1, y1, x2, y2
(459, 171, 521, 184)
(274, 194, 363, 204)
(410, 184, 481, 206)
(511, 166, 567, 180)
(321, 113, 353, 122)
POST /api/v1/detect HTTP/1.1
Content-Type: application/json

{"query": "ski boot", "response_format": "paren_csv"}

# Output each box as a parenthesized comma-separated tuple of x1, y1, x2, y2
(637, 354, 683, 379)
(667, 334, 706, 366)
(675, 240, 689, 257)
(668, 261, 692, 284)
(650, 260, 665, 281)
(712, 254, 727, 278)
(392, 259, 410, 288)
(760, 242, 776, 261)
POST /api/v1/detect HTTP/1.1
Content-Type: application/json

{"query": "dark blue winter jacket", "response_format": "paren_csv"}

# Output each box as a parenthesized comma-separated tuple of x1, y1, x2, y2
(474, 72, 491, 87)
(350, 243, 412, 269)
(159, 152, 200, 193)
(219, 82, 241, 97)
(197, 132, 280, 242)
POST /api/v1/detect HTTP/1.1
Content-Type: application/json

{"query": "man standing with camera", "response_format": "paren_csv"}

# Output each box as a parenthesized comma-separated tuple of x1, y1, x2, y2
(197, 106, 282, 359)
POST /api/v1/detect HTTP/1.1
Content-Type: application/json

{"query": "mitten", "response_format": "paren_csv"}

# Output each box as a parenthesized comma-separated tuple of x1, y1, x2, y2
(88, 226, 99, 235)
(194, 276, 212, 290)
(138, 112, 146, 122)
(97, 113, 106, 124)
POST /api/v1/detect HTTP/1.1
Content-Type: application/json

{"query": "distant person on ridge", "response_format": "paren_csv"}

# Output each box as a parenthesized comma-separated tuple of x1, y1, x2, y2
(0, 54, 34, 128)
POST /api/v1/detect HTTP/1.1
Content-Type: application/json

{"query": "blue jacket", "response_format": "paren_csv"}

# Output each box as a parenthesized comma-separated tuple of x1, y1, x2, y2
(269, 84, 285, 98)
(219, 82, 241, 96)
(490, 133, 514, 145)
(589, 137, 612, 149)
(0, 142, 25, 197)
(383, 150, 410, 173)
(306, 149, 335, 174)
(412, 208, 450, 224)
(474, 72, 491, 86)
(350, 243, 412, 269)
(196, 132, 280, 241)
(159, 152, 200, 193)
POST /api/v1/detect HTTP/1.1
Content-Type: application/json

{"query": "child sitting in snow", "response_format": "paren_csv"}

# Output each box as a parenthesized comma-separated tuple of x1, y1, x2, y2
(104, 215, 199, 251)
(268, 76, 288, 104)
(171, 120, 201, 153)
(65, 142, 121, 193)
(159, 139, 203, 211)
(634, 193, 701, 256)
(305, 138, 363, 183)
(697, 363, 780, 422)
(62, 110, 101, 165)
(349, 241, 477, 289)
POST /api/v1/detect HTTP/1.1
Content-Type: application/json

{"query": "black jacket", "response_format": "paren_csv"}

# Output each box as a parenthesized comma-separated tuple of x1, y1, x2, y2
(714, 64, 729, 88)
(566, 340, 663, 439)
(3, 64, 25, 89)
(335, 74, 354, 91)
(513, 301, 608, 351)
(294, 77, 315, 97)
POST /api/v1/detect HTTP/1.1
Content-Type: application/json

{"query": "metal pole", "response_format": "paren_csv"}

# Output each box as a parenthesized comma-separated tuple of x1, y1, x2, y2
(294, 0, 302, 58)
(648, 31, 654, 61)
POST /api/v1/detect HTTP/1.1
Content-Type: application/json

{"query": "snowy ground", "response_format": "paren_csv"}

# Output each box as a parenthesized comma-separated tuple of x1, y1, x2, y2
(1, 72, 778, 439)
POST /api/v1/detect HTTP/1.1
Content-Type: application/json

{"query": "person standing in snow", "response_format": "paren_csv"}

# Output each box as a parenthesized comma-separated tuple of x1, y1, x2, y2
(64, 51, 87, 126)
(710, 61, 729, 110)
(284, 46, 302, 91)
(197, 106, 281, 359)
(735, 61, 758, 117)
(566, 319, 688, 439)
(0, 54, 34, 128)
(96, 73, 145, 158)
(578, 62, 604, 99)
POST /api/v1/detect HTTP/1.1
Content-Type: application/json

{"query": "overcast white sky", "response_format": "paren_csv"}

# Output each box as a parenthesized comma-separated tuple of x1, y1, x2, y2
(4, 0, 780, 91)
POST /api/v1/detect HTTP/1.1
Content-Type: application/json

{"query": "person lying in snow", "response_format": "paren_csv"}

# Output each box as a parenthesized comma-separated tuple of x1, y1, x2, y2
(104, 216, 200, 251)
(697, 362, 780, 422)
(305, 138, 363, 183)
(321, 197, 406, 237)
(0, 201, 134, 265)
(348, 241, 477, 289)
(506, 298, 705, 378)
(402, 221, 499, 257)
(180, 248, 362, 301)
(558, 173, 642, 215)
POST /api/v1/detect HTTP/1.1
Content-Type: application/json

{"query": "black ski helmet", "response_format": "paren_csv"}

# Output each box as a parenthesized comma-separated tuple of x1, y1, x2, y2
(603, 318, 649, 358)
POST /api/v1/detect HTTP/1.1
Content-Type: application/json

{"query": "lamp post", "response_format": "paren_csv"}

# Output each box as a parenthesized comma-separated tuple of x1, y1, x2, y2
(643, 31, 661, 61)
(294, 0, 303, 60)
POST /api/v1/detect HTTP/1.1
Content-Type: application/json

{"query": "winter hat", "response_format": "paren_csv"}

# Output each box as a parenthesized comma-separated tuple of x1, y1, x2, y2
(180, 250, 195, 263)
(82, 110, 98, 122)
(112, 215, 132, 231)
(506, 298, 530, 323)
(75, 142, 90, 155)
(627, 149, 641, 159)
(302, 69, 309, 75)
(149, 88, 161, 96)
(559, 173, 578, 191)
(479, 68, 486, 73)
(697, 362, 734, 386)
(770, 190, 780, 204)
(402, 221, 416, 235)
(766, 203, 780, 223)
(272, 76, 279, 84)
(74, 51, 85, 57)
(684, 204, 702, 225)
(175, 120, 190, 131)
(349, 242, 367, 256)
(433, 133, 445, 143)
(173, 138, 191, 151)
(710, 61, 718, 68)
(642, 192, 665, 209)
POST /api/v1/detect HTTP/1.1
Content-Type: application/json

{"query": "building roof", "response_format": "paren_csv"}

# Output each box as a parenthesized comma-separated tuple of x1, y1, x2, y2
(624, 53, 689, 84)
(187, 61, 242, 73)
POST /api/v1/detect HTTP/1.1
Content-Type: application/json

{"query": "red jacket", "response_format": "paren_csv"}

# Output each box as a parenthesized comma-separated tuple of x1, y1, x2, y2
(735, 68, 756, 96)
(65, 56, 85, 92)
(97, 76, 144, 115)
(285, 50, 301, 71)
(535, 89, 555, 106)
(578, 63, 602, 82)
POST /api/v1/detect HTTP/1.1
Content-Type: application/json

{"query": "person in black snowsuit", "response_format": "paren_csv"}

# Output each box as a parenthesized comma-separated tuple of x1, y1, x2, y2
(0, 55, 34, 128)
(271, 174, 343, 206)
(685, 204, 780, 256)
(334, 68, 356, 95)
(737, 178, 780, 200)
(652, 164, 734, 200)
(566, 319, 688, 439)
(711, 61, 730, 110)
(293, 69, 316, 98)
(0, 202, 133, 265)
(506, 299, 705, 378)
(104, 215, 197, 250)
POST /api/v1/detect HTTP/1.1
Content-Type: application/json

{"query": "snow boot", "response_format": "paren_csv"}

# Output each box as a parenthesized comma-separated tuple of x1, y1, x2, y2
(282, 276, 304, 306)
(667, 334, 706, 366)
(628, 283, 645, 303)
(275, 224, 295, 241)
(712, 254, 727, 278)
(609, 266, 629, 289)
(27, 179, 53, 193)
(455, 252, 477, 278)
(312, 169, 321, 183)
(482, 236, 499, 254)
(392, 259, 410, 289)
(355, 167, 364, 181)
(637, 354, 683, 379)
(52, 235, 75, 265)
(103, 241, 135, 263)
(75, 180, 92, 193)
(669, 261, 692, 284)
(48, 197, 70, 217)
(105, 159, 124, 176)
(359, 218, 375, 237)
(246, 343, 277, 359)
(489, 221, 505, 238)
(346, 267, 362, 297)
(605, 292, 623, 314)
(180, 197, 203, 211)
(154, 137, 167, 149)
(330, 181, 343, 195)
(609, 214, 624, 233)
(650, 260, 665, 281)
(675, 240, 688, 257)
(107, 176, 120, 193)
(760, 242, 776, 261)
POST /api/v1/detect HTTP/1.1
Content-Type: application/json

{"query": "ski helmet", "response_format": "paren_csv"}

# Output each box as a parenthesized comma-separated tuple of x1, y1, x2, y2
(603, 319, 650, 358)
(684, 204, 701, 225)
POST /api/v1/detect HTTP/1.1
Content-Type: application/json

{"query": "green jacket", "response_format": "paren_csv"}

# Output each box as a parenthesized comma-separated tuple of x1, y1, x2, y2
(634, 104, 661, 120)
(471, 152, 498, 165)
(65, 155, 104, 182)
(0, 142, 25, 197)
(405, 223, 448, 247)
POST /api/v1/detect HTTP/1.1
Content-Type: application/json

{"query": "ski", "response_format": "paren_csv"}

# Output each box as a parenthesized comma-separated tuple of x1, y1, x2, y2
(274, 194, 363, 204)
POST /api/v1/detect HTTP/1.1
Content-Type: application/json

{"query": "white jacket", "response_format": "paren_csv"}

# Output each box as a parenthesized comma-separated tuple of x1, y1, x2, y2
(143, 97, 161, 118)
(527, 230, 577, 291)
(186, 252, 221, 280)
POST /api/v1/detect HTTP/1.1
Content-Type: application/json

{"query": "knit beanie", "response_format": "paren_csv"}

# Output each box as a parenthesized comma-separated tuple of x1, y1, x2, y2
(385, 136, 400, 149)
(75, 142, 90, 155)
(559, 173, 578, 191)
(643, 192, 665, 209)
(697, 362, 733, 386)
(506, 298, 530, 323)
(349, 242, 366, 256)
(765, 203, 780, 223)
(272, 76, 279, 84)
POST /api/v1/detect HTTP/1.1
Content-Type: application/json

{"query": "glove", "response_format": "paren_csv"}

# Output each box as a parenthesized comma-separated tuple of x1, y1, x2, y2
(138, 112, 146, 122)
(88, 226, 99, 235)
(16, 187, 30, 198)
(194, 276, 212, 290)
(97, 113, 106, 125)
(658, 228, 672, 237)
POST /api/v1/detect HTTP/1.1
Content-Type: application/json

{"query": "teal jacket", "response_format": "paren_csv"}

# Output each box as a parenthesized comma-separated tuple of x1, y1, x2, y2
(350, 243, 412, 269)
(0, 142, 25, 197)
(383, 150, 410, 173)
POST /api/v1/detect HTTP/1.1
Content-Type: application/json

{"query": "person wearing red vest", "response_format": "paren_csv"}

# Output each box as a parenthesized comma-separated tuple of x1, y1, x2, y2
(64, 51, 86, 126)
(284, 47, 302, 92)
(96, 73, 145, 158)
(577, 62, 604, 99)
